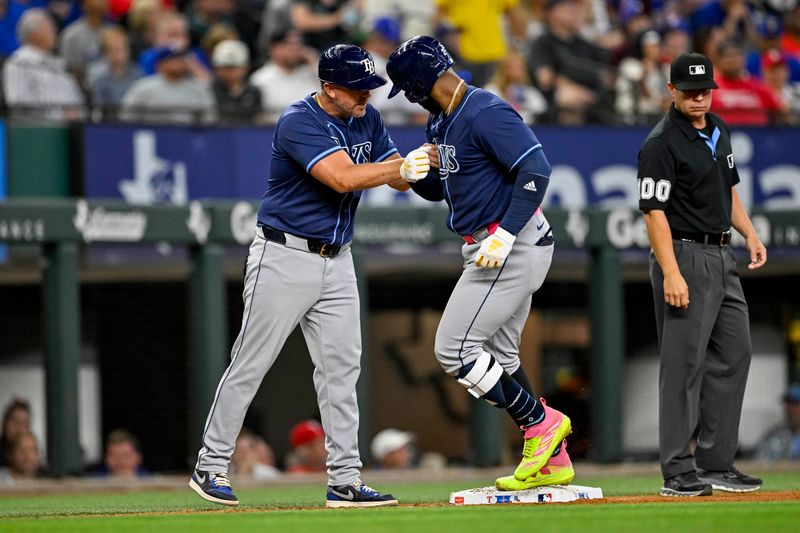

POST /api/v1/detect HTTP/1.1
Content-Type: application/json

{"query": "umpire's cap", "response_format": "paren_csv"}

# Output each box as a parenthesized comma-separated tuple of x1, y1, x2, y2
(670, 52, 718, 91)
(386, 35, 454, 101)
(318, 44, 386, 91)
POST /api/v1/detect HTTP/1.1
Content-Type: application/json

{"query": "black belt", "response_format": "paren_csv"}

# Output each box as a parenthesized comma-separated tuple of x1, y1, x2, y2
(671, 229, 731, 246)
(261, 226, 344, 257)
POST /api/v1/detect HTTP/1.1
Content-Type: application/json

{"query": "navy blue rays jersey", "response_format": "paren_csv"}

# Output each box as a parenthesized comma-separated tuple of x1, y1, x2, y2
(257, 94, 398, 244)
(427, 87, 543, 235)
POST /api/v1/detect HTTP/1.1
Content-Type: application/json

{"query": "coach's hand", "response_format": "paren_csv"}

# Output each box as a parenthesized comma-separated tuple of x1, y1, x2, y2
(400, 149, 430, 183)
(475, 227, 516, 268)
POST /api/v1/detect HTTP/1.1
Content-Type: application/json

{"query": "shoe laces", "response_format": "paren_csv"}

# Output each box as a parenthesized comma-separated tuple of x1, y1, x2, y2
(522, 437, 536, 458)
(354, 481, 379, 496)
(211, 472, 232, 488)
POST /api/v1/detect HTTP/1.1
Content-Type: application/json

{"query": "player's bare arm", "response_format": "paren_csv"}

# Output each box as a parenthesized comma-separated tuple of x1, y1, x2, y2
(730, 188, 767, 270)
(310, 147, 429, 193)
(643, 209, 689, 309)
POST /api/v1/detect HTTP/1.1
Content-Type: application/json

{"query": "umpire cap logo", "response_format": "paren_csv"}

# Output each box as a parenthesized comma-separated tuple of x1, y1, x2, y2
(689, 65, 706, 75)
(361, 58, 375, 75)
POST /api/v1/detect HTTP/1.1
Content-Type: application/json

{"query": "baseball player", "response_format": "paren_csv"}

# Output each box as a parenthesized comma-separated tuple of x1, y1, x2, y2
(189, 44, 431, 508)
(385, 36, 573, 490)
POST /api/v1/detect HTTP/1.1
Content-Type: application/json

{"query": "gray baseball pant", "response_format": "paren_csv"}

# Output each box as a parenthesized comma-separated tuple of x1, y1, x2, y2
(650, 240, 752, 479)
(435, 213, 554, 375)
(196, 230, 363, 486)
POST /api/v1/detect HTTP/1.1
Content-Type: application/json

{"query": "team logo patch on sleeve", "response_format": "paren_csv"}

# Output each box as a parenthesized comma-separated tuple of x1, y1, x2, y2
(727, 154, 734, 168)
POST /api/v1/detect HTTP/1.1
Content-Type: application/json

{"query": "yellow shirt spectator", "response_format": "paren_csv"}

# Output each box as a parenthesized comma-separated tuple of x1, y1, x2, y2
(436, 0, 520, 64)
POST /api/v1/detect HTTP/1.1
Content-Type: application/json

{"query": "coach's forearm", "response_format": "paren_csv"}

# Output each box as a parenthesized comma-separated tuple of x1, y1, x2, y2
(335, 160, 404, 193)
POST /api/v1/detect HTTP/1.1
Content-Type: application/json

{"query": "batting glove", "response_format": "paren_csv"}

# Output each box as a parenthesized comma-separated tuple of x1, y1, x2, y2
(400, 149, 431, 183)
(475, 227, 516, 269)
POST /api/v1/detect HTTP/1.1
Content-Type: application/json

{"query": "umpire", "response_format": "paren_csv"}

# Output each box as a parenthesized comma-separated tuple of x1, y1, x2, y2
(638, 52, 767, 497)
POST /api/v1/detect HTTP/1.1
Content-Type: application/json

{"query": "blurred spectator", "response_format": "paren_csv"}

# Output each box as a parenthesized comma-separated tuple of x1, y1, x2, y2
(371, 428, 414, 469)
(661, 27, 691, 68)
(0, 0, 48, 58)
(285, 420, 327, 473)
(2, 8, 85, 119)
(185, 0, 259, 58)
(199, 22, 238, 63)
(257, 0, 293, 61)
(0, 431, 42, 484)
(231, 428, 281, 479)
(761, 49, 800, 123)
(138, 11, 210, 80)
(746, 16, 800, 84)
(250, 29, 318, 123)
(693, 24, 726, 66)
(784, 5, 800, 58)
(435, 0, 526, 87)
(58, 0, 108, 82)
(0, 398, 31, 468)
(87, 26, 144, 113)
(361, 17, 427, 125)
(185, 0, 237, 47)
(120, 43, 216, 123)
(485, 47, 548, 123)
(688, 0, 758, 44)
(102, 429, 148, 477)
(756, 383, 800, 462)
(615, 29, 670, 124)
(528, 0, 612, 124)
(125, 0, 162, 60)
(211, 39, 264, 124)
(710, 39, 784, 125)
(289, 0, 359, 52)
(361, 0, 434, 40)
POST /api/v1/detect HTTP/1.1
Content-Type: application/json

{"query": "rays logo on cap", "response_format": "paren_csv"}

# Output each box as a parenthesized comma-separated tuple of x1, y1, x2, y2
(361, 58, 375, 75)
(689, 65, 706, 75)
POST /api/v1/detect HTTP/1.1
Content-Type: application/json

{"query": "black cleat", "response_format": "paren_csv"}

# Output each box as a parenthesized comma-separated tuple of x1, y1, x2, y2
(697, 467, 762, 493)
(189, 469, 240, 506)
(660, 471, 713, 497)
(326, 480, 399, 508)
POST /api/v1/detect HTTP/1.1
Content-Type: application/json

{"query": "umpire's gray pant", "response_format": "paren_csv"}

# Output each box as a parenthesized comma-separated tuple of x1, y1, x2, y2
(650, 240, 752, 479)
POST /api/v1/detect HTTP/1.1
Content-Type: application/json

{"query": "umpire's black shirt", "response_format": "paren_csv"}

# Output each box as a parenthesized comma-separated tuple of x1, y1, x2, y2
(637, 104, 740, 233)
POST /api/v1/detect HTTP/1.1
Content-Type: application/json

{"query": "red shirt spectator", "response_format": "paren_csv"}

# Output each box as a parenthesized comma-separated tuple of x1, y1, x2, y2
(710, 40, 781, 125)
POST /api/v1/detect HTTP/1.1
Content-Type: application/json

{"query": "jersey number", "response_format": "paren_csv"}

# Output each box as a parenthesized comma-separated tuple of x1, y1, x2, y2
(639, 177, 671, 202)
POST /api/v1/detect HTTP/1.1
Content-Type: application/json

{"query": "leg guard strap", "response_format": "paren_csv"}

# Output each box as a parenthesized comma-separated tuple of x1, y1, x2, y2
(457, 351, 504, 399)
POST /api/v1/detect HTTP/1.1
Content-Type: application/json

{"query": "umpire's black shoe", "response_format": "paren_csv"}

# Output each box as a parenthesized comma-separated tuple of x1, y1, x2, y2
(189, 469, 240, 506)
(697, 467, 762, 493)
(326, 480, 399, 508)
(660, 471, 713, 497)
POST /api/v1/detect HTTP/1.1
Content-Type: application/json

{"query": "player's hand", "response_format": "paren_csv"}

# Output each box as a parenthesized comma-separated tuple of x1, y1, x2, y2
(474, 227, 516, 268)
(663, 271, 689, 309)
(422, 143, 440, 169)
(400, 149, 430, 183)
(746, 236, 767, 270)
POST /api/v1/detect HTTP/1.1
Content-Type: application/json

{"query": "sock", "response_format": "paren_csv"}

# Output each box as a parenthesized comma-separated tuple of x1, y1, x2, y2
(510, 367, 533, 395)
(551, 441, 563, 457)
(500, 373, 545, 429)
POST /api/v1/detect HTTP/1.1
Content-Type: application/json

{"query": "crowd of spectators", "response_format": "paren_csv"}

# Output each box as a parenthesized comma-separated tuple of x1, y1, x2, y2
(0, 397, 445, 484)
(1, 0, 798, 125)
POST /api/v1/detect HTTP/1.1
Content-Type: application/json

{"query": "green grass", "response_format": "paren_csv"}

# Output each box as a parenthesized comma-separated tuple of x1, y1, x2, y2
(0, 471, 798, 532)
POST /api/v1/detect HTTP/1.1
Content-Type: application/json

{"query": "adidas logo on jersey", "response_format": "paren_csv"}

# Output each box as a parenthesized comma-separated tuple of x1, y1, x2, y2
(523, 181, 537, 192)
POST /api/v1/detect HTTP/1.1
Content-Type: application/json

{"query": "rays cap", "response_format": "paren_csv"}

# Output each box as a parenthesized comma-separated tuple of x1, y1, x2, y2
(670, 52, 718, 91)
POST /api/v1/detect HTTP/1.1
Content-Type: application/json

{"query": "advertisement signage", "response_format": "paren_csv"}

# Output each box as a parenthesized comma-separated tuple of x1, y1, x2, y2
(84, 125, 800, 210)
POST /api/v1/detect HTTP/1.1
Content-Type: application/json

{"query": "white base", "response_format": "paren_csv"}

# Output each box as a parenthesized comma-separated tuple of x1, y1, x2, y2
(449, 484, 603, 505)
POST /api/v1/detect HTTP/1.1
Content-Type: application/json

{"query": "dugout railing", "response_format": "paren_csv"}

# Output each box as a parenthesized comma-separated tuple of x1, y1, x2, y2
(1, 199, 798, 476)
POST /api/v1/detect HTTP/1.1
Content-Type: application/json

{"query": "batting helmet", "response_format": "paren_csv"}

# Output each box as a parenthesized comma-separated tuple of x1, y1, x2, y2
(318, 44, 386, 91)
(386, 35, 454, 101)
